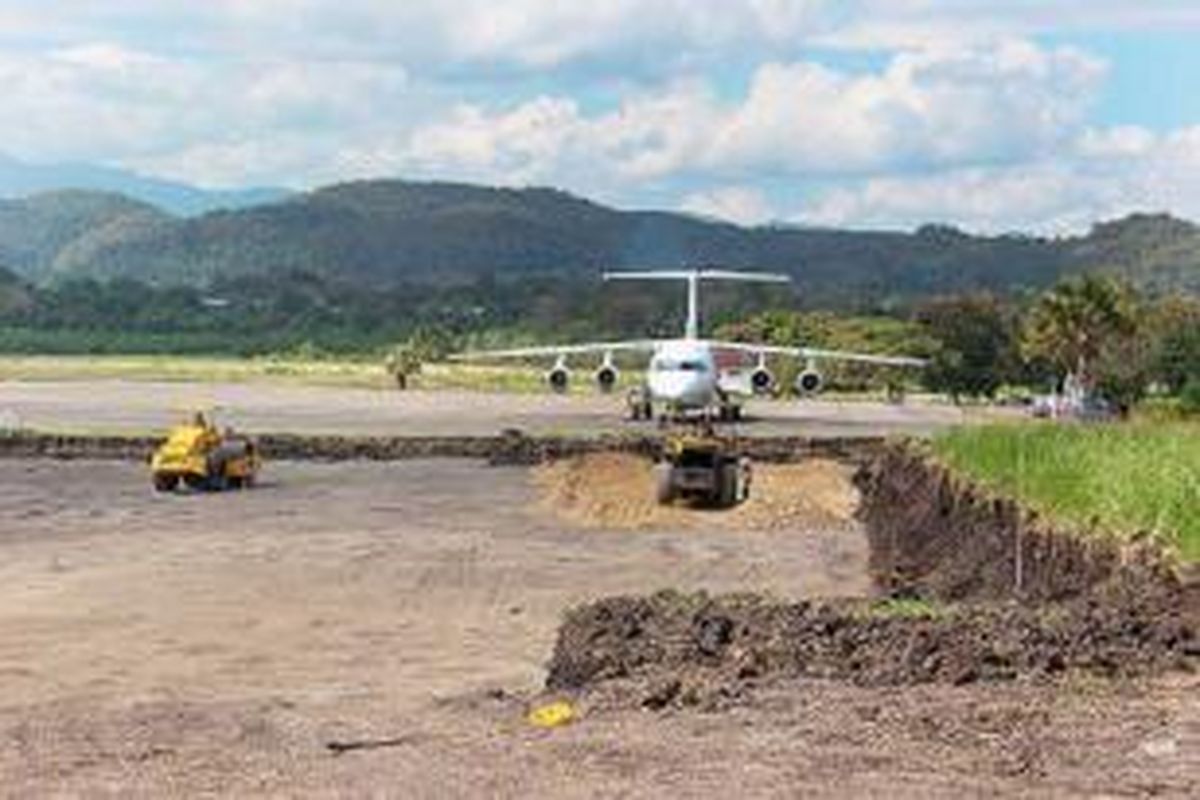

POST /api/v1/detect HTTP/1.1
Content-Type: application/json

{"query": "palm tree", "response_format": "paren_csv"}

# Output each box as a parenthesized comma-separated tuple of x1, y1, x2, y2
(1022, 274, 1138, 393)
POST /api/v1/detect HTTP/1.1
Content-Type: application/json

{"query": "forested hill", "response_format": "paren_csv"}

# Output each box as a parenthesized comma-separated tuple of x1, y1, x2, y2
(1, 180, 1198, 308)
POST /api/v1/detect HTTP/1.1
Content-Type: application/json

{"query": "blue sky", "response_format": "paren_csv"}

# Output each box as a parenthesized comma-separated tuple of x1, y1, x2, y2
(1, 1, 1199, 232)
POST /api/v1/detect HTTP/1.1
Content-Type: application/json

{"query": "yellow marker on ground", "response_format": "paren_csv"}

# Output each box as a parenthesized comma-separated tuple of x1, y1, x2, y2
(527, 701, 576, 728)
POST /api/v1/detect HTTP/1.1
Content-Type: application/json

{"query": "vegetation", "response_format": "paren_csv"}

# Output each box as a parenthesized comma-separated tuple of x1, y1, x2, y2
(0, 183, 1196, 414)
(1022, 275, 1141, 408)
(856, 597, 946, 620)
(714, 310, 934, 391)
(0, 354, 574, 393)
(914, 293, 1025, 400)
(3, 182, 1200, 306)
(933, 423, 1200, 561)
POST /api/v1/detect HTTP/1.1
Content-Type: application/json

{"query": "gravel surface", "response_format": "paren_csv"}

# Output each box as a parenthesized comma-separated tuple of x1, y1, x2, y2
(0, 458, 1193, 797)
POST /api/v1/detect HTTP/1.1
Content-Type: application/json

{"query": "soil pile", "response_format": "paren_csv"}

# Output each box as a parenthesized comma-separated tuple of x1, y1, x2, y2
(533, 453, 858, 531)
(546, 588, 1198, 709)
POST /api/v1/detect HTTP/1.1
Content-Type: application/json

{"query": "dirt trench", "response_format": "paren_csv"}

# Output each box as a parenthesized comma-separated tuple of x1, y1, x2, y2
(0, 429, 885, 464)
(854, 442, 1183, 603)
(542, 442, 1199, 709)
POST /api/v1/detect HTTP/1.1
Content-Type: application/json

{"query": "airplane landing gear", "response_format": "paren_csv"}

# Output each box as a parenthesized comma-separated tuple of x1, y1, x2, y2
(626, 386, 654, 421)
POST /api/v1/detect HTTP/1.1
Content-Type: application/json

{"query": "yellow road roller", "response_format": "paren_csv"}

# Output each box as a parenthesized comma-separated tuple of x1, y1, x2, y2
(151, 412, 260, 492)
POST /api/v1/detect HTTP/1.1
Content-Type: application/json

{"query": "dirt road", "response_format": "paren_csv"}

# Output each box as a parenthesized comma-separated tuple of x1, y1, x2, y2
(0, 379, 973, 437)
(0, 459, 1194, 796)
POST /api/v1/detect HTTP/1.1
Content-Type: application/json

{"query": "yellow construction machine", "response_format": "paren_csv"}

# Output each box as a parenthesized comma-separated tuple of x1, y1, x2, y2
(654, 432, 751, 508)
(151, 412, 260, 492)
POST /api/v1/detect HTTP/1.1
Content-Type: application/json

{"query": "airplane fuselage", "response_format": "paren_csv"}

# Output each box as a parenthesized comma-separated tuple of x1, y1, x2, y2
(646, 339, 721, 410)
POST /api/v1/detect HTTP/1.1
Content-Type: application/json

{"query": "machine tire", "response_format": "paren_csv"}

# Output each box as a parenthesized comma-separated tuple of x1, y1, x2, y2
(738, 459, 753, 502)
(153, 474, 179, 492)
(654, 463, 676, 505)
(204, 455, 227, 491)
(717, 462, 738, 508)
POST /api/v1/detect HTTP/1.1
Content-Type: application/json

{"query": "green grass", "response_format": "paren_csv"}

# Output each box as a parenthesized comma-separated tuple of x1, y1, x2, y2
(0, 354, 641, 394)
(0, 354, 390, 387)
(855, 597, 946, 620)
(932, 422, 1200, 562)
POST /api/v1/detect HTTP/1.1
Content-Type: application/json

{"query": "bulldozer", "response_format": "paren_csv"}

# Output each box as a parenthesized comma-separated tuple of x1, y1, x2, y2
(653, 432, 751, 508)
(151, 412, 260, 492)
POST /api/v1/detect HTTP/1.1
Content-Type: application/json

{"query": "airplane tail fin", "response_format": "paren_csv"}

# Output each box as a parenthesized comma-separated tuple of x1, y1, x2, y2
(603, 269, 791, 340)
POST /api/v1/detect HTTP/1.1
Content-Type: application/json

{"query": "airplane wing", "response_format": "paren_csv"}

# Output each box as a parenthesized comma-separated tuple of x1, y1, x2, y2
(710, 341, 927, 368)
(450, 340, 660, 361)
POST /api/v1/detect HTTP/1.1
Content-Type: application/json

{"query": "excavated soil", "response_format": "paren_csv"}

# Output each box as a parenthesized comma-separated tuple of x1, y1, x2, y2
(542, 443, 1200, 712)
(533, 452, 858, 531)
(545, 587, 1199, 711)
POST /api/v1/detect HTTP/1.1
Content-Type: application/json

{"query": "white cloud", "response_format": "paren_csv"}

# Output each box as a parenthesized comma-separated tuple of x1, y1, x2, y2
(0, 1, 843, 73)
(4, 2, 1194, 71)
(826, 0, 1200, 50)
(797, 126, 1200, 233)
(0, 43, 412, 186)
(396, 41, 1104, 187)
(0, 2, 1198, 233)
(707, 41, 1104, 174)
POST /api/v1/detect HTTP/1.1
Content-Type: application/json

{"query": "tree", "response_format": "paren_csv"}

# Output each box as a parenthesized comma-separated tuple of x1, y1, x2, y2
(915, 293, 1020, 400)
(1022, 275, 1139, 394)
(1150, 296, 1200, 394)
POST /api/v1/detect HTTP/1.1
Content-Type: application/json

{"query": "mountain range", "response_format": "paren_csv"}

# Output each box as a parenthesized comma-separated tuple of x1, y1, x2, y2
(0, 178, 1197, 309)
(0, 154, 288, 217)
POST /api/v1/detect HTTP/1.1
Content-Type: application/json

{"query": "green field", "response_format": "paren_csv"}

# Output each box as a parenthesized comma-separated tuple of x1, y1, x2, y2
(932, 422, 1200, 562)
(0, 354, 613, 394)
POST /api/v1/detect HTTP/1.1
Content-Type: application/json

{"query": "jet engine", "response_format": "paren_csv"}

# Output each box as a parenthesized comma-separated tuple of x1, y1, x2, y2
(546, 358, 571, 393)
(750, 366, 776, 395)
(795, 367, 823, 395)
(594, 361, 620, 393)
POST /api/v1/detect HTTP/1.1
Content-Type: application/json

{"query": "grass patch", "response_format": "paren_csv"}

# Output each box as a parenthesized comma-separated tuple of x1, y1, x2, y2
(0, 354, 388, 387)
(0, 355, 637, 393)
(932, 422, 1200, 562)
(856, 597, 946, 620)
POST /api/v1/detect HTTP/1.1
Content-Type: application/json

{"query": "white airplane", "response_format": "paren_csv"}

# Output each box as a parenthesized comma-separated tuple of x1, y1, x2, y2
(452, 270, 926, 420)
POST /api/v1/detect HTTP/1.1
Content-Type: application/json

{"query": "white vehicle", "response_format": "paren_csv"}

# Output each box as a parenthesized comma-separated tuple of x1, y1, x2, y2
(451, 270, 926, 420)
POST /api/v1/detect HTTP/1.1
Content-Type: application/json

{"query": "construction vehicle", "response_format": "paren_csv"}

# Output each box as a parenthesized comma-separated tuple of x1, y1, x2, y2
(151, 412, 260, 492)
(653, 432, 751, 507)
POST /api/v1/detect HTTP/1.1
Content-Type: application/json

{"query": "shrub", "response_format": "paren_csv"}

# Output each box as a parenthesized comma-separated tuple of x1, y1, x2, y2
(1180, 378, 1200, 417)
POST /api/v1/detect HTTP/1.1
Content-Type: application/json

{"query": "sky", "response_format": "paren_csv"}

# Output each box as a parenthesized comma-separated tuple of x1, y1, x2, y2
(2, 1, 1200, 233)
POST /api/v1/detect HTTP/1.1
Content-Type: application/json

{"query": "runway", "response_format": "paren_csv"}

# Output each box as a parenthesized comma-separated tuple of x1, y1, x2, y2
(0, 380, 982, 438)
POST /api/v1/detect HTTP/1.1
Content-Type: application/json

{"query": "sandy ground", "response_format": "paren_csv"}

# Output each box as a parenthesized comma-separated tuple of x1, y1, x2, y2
(0, 379, 977, 438)
(0, 459, 1195, 796)
(534, 453, 859, 531)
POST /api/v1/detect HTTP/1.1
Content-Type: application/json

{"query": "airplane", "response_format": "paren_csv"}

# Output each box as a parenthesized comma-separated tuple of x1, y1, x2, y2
(451, 270, 926, 421)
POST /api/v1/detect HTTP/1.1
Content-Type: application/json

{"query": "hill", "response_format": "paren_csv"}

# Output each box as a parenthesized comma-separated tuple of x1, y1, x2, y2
(2, 180, 1198, 307)
(0, 191, 171, 280)
(0, 153, 289, 217)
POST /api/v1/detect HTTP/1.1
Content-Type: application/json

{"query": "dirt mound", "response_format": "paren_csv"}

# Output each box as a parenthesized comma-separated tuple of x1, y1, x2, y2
(545, 589, 1198, 709)
(533, 453, 858, 531)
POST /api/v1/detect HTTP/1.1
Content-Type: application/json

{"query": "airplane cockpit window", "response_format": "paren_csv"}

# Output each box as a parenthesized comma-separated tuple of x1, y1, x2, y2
(652, 359, 708, 373)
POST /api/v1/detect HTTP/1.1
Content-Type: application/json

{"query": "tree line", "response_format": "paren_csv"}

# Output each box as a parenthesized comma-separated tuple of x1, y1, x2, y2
(2, 266, 1197, 414)
(723, 274, 1199, 414)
